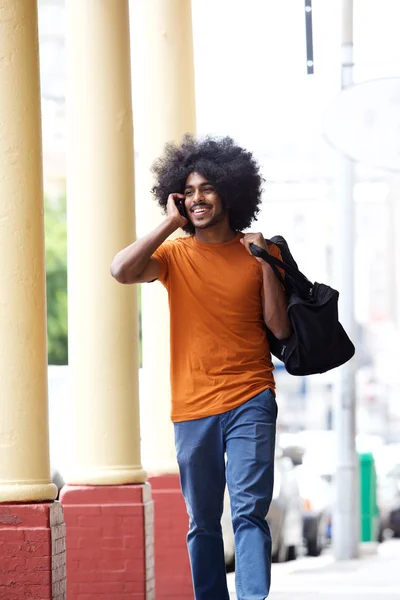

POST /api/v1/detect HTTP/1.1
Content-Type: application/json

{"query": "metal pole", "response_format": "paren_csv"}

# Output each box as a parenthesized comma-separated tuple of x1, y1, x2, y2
(333, 0, 359, 560)
(304, 0, 314, 74)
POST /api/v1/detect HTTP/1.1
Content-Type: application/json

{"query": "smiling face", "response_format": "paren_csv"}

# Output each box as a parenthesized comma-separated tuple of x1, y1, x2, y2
(184, 172, 227, 230)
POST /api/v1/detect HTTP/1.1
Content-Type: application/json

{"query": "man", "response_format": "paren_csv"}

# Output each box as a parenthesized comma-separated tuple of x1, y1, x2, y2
(111, 135, 291, 600)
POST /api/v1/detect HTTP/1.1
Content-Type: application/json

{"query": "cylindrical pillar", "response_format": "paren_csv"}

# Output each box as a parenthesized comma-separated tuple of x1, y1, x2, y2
(0, 0, 57, 503)
(66, 0, 145, 486)
(138, 0, 197, 474)
(132, 3, 197, 597)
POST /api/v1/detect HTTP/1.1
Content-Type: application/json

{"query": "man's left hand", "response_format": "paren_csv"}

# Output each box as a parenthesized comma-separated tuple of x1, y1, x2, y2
(240, 233, 269, 263)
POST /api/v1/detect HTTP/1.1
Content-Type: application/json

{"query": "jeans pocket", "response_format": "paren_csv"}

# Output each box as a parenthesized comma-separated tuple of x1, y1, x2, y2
(253, 389, 278, 423)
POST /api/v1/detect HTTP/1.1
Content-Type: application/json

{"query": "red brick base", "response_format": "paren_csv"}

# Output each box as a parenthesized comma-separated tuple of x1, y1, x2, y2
(0, 501, 66, 599)
(149, 474, 193, 599)
(60, 484, 154, 599)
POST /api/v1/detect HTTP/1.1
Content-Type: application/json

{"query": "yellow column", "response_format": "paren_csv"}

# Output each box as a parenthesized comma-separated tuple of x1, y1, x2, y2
(66, 0, 145, 485)
(137, 0, 196, 472)
(0, 0, 57, 502)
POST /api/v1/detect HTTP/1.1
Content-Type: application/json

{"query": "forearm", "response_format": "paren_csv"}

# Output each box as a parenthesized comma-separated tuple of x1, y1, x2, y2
(262, 263, 292, 339)
(110, 217, 179, 281)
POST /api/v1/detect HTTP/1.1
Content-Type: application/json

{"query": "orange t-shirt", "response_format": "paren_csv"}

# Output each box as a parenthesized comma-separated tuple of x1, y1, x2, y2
(152, 233, 281, 422)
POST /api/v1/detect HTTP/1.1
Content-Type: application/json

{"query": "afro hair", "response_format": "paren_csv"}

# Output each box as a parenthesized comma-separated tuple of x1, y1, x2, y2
(151, 134, 264, 235)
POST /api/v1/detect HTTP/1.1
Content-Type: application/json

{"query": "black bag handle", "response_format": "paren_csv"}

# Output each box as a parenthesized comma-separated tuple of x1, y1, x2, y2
(252, 248, 285, 286)
(249, 243, 312, 288)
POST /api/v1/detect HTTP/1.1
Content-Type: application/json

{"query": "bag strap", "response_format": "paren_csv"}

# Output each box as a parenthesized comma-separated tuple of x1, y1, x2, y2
(256, 250, 285, 286)
(249, 243, 311, 288)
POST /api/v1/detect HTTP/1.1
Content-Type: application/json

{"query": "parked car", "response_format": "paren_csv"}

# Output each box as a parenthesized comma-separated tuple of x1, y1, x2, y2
(377, 457, 400, 539)
(222, 449, 303, 569)
(387, 464, 400, 537)
(294, 464, 331, 556)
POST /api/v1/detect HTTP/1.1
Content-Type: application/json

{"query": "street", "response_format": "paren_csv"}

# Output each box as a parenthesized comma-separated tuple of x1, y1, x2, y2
(228, 539, 400, 599)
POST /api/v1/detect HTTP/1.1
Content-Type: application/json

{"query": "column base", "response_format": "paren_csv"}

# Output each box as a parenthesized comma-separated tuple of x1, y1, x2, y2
(65, 466, 147, 486)
(0, 482, 58, 503)
(149, 473, 193, 600)
(0, 501, 66, 599)
(60, 483, 154, 599)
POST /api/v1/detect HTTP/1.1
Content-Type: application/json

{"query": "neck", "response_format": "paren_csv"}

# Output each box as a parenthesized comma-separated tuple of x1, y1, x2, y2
(194, 220, 236, 244)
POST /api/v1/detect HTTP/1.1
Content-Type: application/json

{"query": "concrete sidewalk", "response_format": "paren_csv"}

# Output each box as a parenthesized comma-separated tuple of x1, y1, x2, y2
(228, 539, 400, 599)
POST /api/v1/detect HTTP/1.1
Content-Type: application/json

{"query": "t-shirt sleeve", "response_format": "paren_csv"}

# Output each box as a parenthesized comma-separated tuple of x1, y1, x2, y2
(152, 241, 173, 287)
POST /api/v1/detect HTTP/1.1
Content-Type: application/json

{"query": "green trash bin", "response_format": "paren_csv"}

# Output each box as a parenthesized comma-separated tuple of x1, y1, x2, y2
(359, 452, 379, 542)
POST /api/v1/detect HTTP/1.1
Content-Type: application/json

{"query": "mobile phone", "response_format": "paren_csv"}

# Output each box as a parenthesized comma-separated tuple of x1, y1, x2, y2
(176, 199, 188, 219)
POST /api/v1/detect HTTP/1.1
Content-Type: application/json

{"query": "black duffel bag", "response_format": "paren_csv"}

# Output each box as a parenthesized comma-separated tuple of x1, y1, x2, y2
(250, 237, 355, 376)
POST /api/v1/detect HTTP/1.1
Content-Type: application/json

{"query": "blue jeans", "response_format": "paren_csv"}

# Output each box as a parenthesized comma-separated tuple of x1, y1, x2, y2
(174, 388, 277, 600)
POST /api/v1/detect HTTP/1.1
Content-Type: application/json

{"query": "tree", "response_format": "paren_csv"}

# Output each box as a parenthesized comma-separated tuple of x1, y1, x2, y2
(44, 195, 68, 365)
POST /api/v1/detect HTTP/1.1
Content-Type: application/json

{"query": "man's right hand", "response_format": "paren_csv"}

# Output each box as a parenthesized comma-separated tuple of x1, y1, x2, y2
(111, 193, 188, 285)
(167, 193, 188, 228)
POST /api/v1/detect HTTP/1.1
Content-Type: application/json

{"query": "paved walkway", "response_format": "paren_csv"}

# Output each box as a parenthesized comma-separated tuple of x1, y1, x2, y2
(228, 539, 400, 599)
